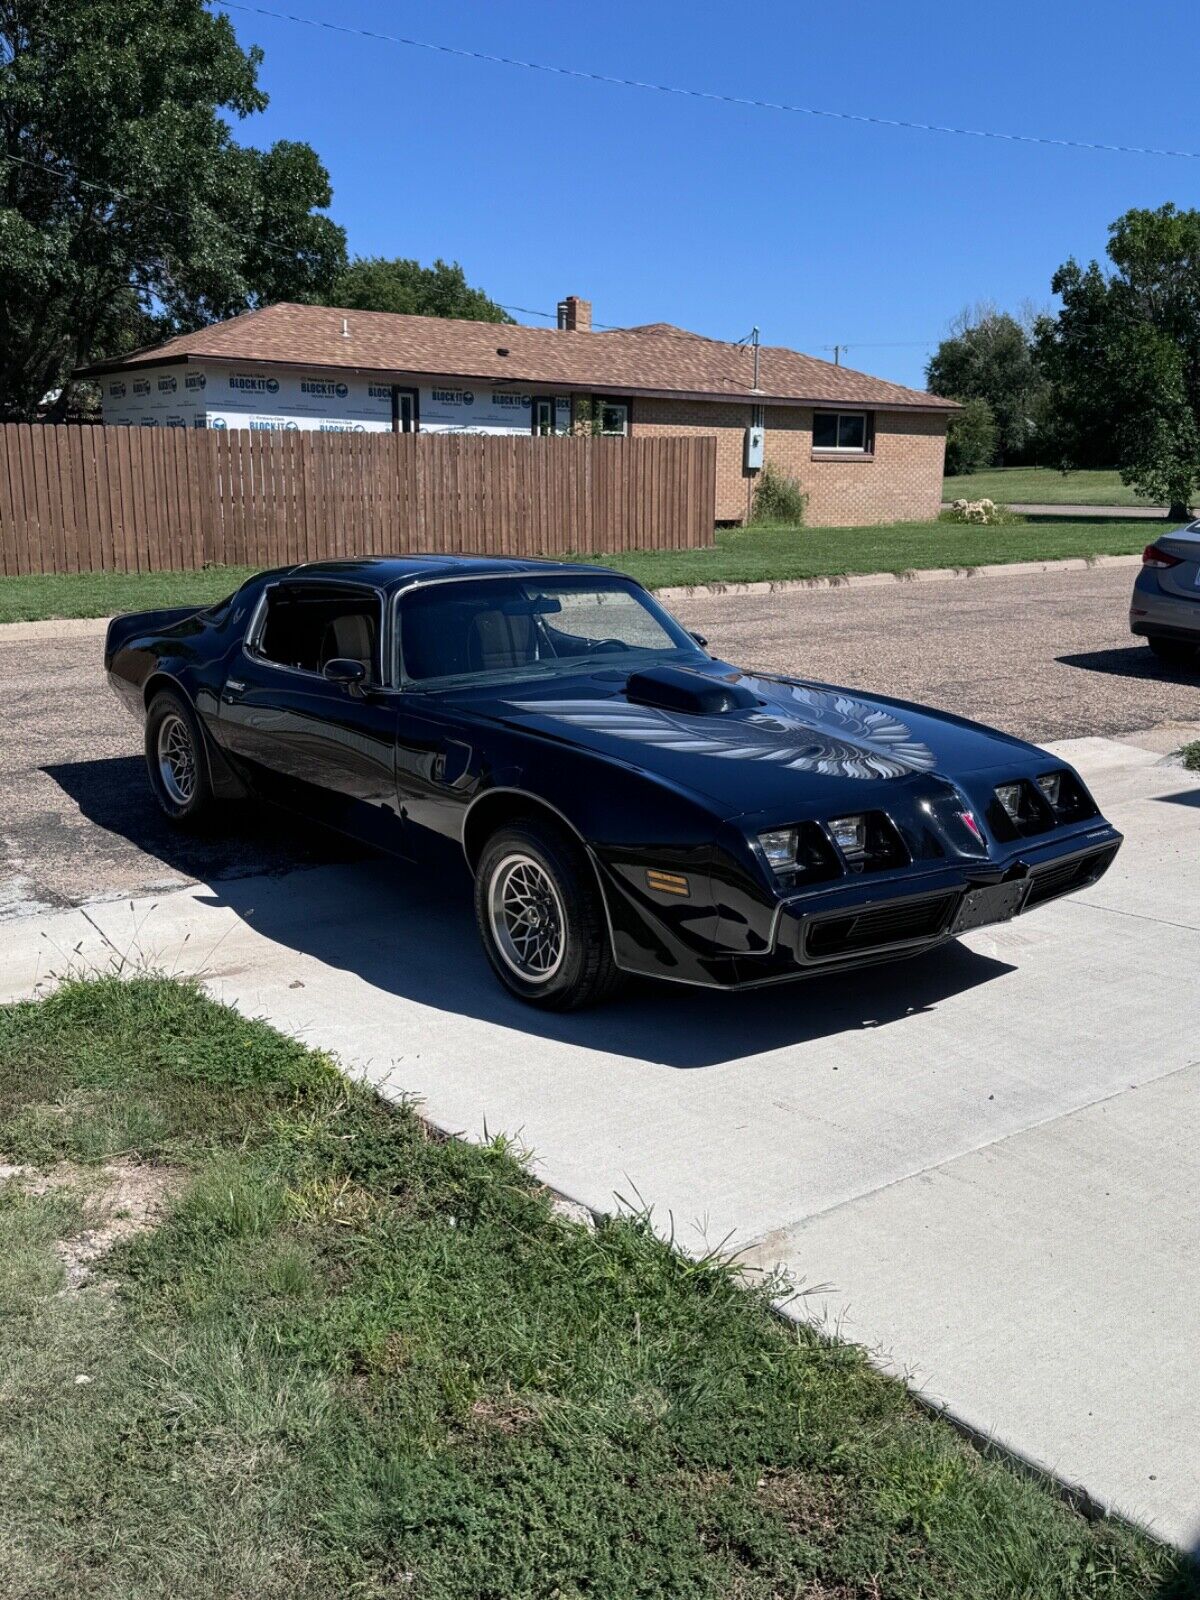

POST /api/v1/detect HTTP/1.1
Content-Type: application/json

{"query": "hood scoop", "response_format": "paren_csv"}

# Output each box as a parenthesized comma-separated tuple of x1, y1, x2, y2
(625, 664, 760, 716)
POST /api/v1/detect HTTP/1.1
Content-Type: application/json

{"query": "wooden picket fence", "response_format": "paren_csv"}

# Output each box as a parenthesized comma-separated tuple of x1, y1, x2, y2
(0, 425, 717, 576)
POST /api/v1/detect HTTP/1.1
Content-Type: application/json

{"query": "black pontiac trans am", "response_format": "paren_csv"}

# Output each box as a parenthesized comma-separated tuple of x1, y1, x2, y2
(105, 556, 1122, 1009)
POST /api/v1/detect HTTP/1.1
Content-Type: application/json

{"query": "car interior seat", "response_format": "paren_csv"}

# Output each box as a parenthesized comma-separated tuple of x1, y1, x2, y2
(320, 613, 374, 675)
(467, 609, 539, 671)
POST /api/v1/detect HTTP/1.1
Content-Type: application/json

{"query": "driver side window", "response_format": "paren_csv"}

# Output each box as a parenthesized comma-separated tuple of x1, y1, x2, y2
(254, 586, 382, 682)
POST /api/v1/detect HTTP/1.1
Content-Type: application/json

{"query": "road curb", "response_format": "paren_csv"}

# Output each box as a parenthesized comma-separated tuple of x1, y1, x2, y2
(0, 615, 113, 643)
(653, 551, 1143, 601)
(940, 501, 1168, 520)
(0, 551, 1145, 637)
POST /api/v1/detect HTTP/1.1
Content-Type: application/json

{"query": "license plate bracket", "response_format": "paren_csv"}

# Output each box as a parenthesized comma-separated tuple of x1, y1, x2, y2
(951, 880, 1029, 934)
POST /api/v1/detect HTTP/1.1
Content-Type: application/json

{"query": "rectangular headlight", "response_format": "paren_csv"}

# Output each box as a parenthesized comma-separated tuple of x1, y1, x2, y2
(757, 827, 798, 872)
(829, 814, 867, 857)
(1036, 772, 1062, 809)
(995, 782, 1024, 823)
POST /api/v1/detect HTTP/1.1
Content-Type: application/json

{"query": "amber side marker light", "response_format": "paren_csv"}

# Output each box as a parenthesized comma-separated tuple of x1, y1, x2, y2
(646, 869, 690, 897)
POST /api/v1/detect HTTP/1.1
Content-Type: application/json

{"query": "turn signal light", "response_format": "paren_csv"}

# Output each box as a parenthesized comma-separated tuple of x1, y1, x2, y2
(646, 869, 690, 897)
(1142, 543, 1182, 568)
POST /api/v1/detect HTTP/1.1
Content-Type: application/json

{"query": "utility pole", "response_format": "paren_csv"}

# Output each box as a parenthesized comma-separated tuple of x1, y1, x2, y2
(831, 343, 843, 366)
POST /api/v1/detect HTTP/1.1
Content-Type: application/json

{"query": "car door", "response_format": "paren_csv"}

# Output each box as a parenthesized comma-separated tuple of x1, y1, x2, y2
(216, 579, 407, 852)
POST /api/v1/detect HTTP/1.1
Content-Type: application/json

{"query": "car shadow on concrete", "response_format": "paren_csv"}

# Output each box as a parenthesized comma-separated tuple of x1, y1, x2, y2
(44, 757, 1015, 1069)
(44, 756, 364, 887)
(195, 853, 1013, 1070)
(1057, 646, 1200, 683)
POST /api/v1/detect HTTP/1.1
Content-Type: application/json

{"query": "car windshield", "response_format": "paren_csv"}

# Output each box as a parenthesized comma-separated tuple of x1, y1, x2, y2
(398, 575, 700, 686)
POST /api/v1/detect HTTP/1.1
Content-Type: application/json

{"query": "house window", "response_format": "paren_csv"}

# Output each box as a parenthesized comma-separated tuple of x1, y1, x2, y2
(813, 411, 873, 453)
(599, 400, 630, 437)
(392, 387, 418, 434)
(532, 396, 556, 436)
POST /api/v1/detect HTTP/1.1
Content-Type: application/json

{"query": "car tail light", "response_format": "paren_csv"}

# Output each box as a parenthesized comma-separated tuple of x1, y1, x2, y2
(1142, 543, 1182, 568)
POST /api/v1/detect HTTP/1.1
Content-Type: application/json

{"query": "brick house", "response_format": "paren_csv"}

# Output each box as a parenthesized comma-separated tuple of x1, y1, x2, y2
(79, 296, 956, 526)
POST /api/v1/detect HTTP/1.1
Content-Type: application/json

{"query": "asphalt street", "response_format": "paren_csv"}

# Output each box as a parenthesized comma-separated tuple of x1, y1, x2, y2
(3, 563, 1197, 916)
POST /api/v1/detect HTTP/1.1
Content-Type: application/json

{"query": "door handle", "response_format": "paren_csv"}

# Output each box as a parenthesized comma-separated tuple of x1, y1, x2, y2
(223, 677, 247, 700)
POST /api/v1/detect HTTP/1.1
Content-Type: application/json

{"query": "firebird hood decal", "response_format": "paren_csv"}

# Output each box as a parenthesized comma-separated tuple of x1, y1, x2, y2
(507, 677, 938, 780)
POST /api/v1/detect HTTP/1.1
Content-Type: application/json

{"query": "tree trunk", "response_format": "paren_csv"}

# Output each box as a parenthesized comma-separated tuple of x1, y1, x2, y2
(1168, 501, 1192, 523)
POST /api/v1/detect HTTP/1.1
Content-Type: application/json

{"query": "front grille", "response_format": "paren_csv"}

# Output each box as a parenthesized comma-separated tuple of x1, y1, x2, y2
(1024, 844, 1118, 909)
(804, 892, 957, 961)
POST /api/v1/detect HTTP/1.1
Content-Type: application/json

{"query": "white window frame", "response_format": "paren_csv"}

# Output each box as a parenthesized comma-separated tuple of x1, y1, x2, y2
(599, 399, 630, 437)
(812, 410, 873, 454)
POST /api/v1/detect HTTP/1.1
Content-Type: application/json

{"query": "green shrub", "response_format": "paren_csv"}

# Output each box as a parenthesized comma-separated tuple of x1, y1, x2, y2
(751, 462, 807, 524)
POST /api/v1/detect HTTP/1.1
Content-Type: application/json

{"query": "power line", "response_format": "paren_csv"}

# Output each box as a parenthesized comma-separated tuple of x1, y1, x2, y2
(821, 340, 938, 349)
(7, 151, 921, 361)
(0, 152, 757, 348)
(215, 1, 1200, 161)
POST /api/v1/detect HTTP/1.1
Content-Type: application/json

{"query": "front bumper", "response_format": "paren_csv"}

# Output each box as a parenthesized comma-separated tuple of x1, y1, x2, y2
(598, 821, 1123, 992)
(772, 828, 1121, 978)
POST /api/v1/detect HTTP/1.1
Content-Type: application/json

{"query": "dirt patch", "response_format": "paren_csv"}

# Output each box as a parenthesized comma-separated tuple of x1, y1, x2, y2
(0, 1157, 179, 1290)
(467, 1396, 537, 1435)
(755, 1469, 846, 1541)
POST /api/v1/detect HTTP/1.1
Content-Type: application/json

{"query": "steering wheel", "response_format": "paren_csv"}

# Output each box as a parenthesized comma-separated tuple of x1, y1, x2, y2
(589, 638, 628, 655)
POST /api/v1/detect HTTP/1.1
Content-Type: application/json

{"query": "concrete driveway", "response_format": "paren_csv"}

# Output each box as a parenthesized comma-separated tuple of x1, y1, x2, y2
(2, 565, 1200, 1546)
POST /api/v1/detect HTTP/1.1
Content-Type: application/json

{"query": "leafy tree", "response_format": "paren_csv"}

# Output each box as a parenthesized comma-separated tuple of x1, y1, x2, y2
(926, 305, 1045, 463)
(0, 0, 347, 419)
(943, 396, 997, 477)
(329, 256, 513, 323)
(1038, 204, 1200, 517)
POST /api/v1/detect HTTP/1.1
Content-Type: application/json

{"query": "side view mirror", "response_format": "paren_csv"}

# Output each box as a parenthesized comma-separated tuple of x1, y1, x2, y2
(689, 631, 709, 649)
(323, 657, 368, 690)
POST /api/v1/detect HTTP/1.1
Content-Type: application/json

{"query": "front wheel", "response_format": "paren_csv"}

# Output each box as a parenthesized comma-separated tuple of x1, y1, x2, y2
(144, 689, 215, 827)
(1147, 635, 1197, 667)
(474, 821, 623, 1010)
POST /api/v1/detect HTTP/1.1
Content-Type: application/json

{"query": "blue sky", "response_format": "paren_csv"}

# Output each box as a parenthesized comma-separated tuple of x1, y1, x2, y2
(216, 0, 1199, 391)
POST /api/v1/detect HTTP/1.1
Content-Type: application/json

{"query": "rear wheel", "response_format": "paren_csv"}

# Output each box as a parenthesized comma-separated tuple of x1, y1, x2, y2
(144, 689, 215, 826)
(1147, 635, 1197, 667)
(474, 821, 623, 1010)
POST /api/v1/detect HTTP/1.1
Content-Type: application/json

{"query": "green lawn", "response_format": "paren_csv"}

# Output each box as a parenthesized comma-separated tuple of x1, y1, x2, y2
(0, 518, 1155, 622)
(942, 466, 1154, 507)
(1, 976, 1194, 1599)
(594, 516, 1153, 590)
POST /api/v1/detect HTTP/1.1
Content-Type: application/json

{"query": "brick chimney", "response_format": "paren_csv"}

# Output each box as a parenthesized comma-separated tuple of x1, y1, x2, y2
(556, 295, 592, 332)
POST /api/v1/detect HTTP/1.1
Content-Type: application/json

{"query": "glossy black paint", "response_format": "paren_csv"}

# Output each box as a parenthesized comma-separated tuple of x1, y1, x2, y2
(105, 555, 1124, 990)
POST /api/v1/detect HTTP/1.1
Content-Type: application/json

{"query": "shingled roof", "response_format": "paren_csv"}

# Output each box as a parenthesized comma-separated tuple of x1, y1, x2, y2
(78, 302, 954, 412)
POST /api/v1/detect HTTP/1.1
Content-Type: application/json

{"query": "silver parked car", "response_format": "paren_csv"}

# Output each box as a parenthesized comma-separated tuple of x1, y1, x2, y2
(1130, 522, 1200, 665)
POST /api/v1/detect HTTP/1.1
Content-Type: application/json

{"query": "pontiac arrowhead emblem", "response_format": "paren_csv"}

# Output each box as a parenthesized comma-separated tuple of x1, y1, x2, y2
(957, 810, 984, 844)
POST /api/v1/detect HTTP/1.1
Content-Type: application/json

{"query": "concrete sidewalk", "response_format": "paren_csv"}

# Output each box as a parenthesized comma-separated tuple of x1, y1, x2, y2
(941, 500, 1170, 520)
(2, 732, 1198, 1547)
